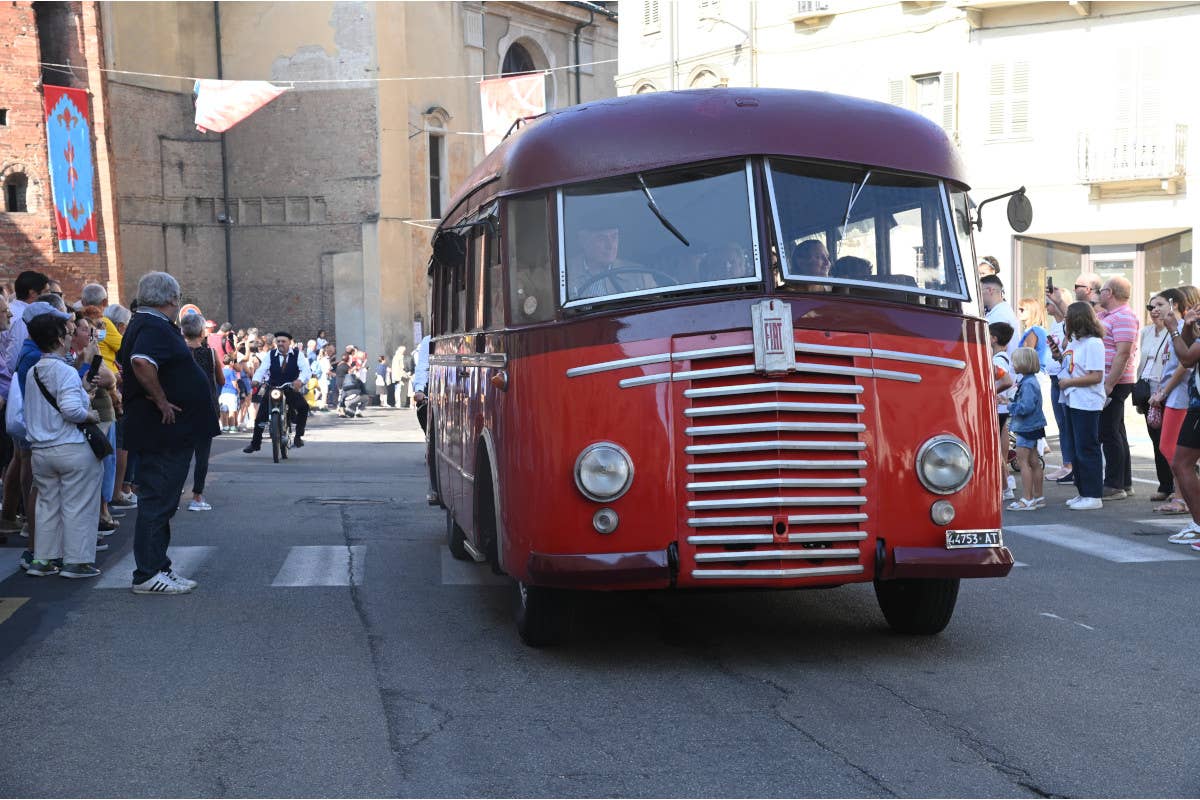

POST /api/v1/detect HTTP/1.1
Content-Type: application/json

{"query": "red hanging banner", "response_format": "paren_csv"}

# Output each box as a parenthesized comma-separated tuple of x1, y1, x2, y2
(43, 85, 98, 254)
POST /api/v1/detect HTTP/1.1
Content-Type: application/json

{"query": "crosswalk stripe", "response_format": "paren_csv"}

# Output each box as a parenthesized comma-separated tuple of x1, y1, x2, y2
(440, 546, 509, 586)
(1006, 524, 1195, 563)
(94, 546, 216, 588)
(271, 545, 365, 587)
(1132, 517, 1192, 529)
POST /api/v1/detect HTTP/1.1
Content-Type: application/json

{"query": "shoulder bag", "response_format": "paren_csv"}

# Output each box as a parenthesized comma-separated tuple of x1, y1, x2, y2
(32, 365, 113, 460)
(1133, 335, 1169, 413)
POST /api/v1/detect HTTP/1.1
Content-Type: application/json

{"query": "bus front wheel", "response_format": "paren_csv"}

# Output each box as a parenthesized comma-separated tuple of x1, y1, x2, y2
(515, 581, 568, 647)
(874, 577, 960, 635)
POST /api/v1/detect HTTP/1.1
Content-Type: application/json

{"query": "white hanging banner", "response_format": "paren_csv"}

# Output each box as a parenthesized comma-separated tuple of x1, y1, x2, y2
(480, 73, 546, 153)
(194, 79, 289, 133)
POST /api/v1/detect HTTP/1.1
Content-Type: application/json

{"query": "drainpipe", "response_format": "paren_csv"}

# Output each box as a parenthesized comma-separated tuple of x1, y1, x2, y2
(214, 1, 234, 323)
(573, 9, 594, 106)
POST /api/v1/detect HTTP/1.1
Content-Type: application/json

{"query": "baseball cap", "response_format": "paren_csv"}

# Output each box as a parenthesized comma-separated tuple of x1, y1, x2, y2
(22, 301, 71, 323)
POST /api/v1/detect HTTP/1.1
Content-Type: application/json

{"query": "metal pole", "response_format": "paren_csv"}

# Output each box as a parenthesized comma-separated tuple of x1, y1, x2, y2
(214, 1, 234, 323)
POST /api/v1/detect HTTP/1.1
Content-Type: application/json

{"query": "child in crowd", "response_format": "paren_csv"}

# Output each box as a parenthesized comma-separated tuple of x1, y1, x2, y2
(1006, 347, 1048, 510)
(1053, 302, 1107, 510)
(990, 321, 1017, 500)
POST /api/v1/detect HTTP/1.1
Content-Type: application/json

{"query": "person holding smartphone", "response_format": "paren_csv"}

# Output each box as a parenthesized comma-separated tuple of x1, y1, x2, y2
(1044, 290, 1074, 483)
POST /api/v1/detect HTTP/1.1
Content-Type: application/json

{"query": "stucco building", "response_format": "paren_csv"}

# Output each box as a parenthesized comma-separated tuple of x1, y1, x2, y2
(618, 1, 1198, 311)
(101, 0, 617, 356)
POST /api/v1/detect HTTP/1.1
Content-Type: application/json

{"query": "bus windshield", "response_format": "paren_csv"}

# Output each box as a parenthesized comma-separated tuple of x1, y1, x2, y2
(768, 158, 967, 298)
(561, 159, 759, 306)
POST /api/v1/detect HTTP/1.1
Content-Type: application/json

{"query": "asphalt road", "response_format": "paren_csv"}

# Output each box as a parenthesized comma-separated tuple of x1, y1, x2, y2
(0, 408, 1195, 798)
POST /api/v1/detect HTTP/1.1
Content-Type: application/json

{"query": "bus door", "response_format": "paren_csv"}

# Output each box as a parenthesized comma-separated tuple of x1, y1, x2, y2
(671, 302, 878, 586)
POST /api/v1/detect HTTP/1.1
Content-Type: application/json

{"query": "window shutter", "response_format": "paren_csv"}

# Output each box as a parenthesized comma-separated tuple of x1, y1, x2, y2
(644, 0, 661, 33)
(1010, 60, 1030, 136)
(987, 63, 1006, 138)
(940, 71, 958, 136)
(888, 78, 907, 108)
(1139, 47, 1161, 130)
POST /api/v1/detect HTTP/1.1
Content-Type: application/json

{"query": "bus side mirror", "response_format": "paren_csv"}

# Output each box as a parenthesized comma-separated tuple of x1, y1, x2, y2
(971, 186, 1032, 233)
(1006, 192, 1033, 233)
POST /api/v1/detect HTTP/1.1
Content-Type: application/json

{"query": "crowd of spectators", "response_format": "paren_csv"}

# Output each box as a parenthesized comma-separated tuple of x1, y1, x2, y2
(0, 269, 420, 590)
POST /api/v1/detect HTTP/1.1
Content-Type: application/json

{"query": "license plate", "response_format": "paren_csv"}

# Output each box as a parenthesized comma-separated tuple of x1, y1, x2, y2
(945, 529, 1004, 549)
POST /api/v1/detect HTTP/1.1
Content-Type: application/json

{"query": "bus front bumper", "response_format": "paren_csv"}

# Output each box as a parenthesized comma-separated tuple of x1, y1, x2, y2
(882, 546, 1015, 579)
(528, 549, 672, 590)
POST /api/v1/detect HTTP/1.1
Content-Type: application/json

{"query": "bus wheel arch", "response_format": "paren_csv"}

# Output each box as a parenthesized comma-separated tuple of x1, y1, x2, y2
(474, 430, 509, 576)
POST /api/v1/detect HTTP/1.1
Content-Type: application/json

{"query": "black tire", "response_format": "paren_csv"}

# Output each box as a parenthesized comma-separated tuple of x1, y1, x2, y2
(514, 581, 569, 647)
(446, 510, 470, 561)
(270, 414, 283, 464)
(874, 578, 960, 635)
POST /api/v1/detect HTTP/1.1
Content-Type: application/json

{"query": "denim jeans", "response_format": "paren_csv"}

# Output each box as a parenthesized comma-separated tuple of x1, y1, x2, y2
(1049, 376, 1075, 467)
(132, 447, 192, 584)
(1063, 407, 1102, 499)
(1100, 382, 1134, 490)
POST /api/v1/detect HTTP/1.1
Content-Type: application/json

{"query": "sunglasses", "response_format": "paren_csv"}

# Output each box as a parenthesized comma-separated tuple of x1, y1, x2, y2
(1073, 284, 1089, 290)
(1146, 304, 1156, 311)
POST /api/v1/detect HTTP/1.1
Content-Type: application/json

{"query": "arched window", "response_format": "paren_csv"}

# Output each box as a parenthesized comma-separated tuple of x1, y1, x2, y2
(502, 43, 536, 76)
(634, 82, 658, 95)
(4, 172, 28, 213)
(689, 69, 724, 89)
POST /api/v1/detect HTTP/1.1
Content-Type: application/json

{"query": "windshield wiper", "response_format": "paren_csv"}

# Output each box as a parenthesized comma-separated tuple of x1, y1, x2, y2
(841, 169, 874, 231)
(637, 174, 690, 247)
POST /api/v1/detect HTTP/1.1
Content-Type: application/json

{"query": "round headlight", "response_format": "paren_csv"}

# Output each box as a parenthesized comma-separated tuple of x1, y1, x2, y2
(574, 443, 634, 502)
(916, 435, 973, 495)
(270, 388, 283, 400)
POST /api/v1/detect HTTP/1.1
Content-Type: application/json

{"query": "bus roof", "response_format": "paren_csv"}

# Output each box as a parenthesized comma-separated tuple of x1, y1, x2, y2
(444, 88, 969, 224)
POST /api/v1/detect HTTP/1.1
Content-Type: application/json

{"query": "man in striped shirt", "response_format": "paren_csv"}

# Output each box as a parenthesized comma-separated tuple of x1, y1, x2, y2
(1097, 276, 1139, 500)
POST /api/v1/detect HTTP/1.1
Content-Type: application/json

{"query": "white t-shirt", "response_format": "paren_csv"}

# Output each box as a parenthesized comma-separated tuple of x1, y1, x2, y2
(993, 351, 1016, 413)
(1045, 320, 1066, 378)
(1061, 335, 1107, 411)
(986, 300, 1022, 357)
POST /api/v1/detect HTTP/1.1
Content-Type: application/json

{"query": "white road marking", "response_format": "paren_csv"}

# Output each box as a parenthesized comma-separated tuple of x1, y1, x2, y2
(94, 546, 216, 588)
(1039, 611, 1095, 631)
(440, 546, 509, 586)
(2, 549, 23, 577)
(1006, 524, 1194, 563)
(271, 545, 365, 587)
(1132, 517, 1192, 529)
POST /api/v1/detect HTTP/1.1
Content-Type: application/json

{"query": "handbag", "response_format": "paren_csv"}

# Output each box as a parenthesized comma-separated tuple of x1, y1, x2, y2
(5, 374, 25, 440)
(32, 365, 114, 460)
(1132, 378, 1153, 413)
(1147, 403, 1163, 430)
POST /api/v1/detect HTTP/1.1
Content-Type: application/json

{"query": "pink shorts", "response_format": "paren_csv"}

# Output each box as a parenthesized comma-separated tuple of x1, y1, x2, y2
(1159, 406, 1187, 465)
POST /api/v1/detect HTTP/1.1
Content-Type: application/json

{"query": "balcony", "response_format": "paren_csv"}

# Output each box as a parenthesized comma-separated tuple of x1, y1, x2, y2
(1077, 125, 1188, 198)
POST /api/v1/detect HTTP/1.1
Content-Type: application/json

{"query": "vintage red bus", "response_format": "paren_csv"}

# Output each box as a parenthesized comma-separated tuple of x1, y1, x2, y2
(426, 89, 1015, 645)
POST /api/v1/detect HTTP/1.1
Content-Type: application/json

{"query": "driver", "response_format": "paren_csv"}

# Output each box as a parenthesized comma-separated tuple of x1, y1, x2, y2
(567, 216, 653, 300)
(243, 331, 311, 454)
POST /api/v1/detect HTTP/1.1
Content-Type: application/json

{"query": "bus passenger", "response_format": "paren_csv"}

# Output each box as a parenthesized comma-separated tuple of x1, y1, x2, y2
(567, 218, 650, 300)
(790, 240, 831, 277)
(699, 242, 752, 281)
(831, 255, 873, 280)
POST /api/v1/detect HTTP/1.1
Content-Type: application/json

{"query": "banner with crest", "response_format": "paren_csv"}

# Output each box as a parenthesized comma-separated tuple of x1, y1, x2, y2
(42, 85, 98, 254)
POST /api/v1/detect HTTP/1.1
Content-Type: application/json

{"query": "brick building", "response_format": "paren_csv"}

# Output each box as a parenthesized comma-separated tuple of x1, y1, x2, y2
(0, 1, 120, 300)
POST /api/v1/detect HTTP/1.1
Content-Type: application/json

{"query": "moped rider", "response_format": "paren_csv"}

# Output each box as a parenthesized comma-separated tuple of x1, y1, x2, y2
(243, 331, 311, 453)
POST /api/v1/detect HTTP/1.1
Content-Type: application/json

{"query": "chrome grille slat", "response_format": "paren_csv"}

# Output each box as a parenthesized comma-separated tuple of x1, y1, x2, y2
(686, 512, 868, 528)
(685, 382, 863, 398)
(687, 459, 867, 473)
(687, 477, 867, 491)
(694, 548, 862, 563)
(788, 531, 868, 543)
(692, 565, 865, 580)
(687, 496, 867, 510)
(687, 421, 865, 436)
(687, 532, 865, 544)
(686, 440, 867, 454)
(685, 401, 864, 417)
(687, 533, 776, 544)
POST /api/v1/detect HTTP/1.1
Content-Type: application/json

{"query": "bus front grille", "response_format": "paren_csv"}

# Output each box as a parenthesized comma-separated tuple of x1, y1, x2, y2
(677, 332, 871, 582)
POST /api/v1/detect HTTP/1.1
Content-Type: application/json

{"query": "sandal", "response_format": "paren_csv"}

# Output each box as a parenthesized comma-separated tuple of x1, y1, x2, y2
(1153, 499, 1189, 515)
(1151, 492, 1172, 502)
(1167, 524, 1200, 543)
(1007, 498, 1039, 511)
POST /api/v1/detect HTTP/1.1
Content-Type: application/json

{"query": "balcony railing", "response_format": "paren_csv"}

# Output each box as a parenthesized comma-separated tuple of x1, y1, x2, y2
(1077, 124, 1188, 185)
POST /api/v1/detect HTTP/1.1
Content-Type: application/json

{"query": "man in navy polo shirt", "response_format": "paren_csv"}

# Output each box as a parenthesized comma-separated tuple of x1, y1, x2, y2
(117, 272, 220, 595)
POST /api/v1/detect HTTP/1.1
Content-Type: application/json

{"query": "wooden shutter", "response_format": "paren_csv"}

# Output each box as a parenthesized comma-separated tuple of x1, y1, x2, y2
(987, 63, 1006, 137)
(940, 71, 958, 137)
(1010, 60, 1030, 136)
(888, 78, 907, 108)
(643, 0, 661, 33)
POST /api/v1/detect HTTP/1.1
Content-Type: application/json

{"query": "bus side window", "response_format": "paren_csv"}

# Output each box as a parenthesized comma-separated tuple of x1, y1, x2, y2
(506, 192, 555, 324)
(486, 223, 505, 328)
(469, 229, 486, 331)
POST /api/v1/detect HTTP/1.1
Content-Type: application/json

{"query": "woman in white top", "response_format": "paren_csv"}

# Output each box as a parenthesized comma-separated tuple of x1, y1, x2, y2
(23, 312, 103, 578)
(1148, 287, 1198, 513)
(1052, 301, 1107, 509)
(1138, 294, 1173, 501)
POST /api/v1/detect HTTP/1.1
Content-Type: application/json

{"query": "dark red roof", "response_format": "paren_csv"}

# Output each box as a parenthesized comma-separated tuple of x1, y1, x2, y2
(445, 88, 969, 222)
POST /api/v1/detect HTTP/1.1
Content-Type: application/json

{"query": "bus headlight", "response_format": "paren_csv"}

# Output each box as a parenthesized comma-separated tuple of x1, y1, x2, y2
(916, 435, 973, 495)
(574, 442, 634, 502)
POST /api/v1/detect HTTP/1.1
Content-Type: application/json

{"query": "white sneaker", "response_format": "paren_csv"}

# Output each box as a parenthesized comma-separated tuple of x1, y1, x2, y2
(1065, 496, 1083, 507)
(188, 500, 213, 512)
(131, 571, 192, 595)
(1069, 497, 1103, 510)
(167, 570, 198, 589)
(1001, 488, 1015, 501)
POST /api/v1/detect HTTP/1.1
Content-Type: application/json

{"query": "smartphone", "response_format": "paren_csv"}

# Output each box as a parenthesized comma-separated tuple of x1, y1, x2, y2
(87, 354, 103, 381)
(1046, 275, 1054, 293)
